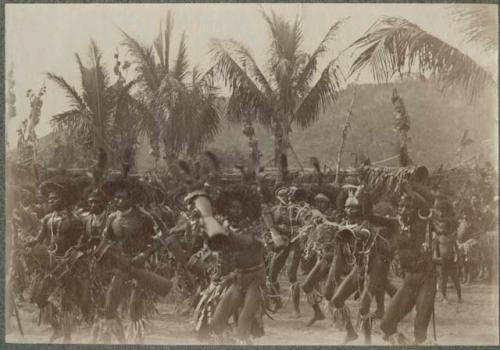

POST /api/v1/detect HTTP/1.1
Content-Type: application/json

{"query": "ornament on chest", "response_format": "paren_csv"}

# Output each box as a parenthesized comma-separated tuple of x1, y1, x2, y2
(112, 215, 142, 239)
(273, 206, 295, 225)
(49, 212, 72, 232)
(398, 217, 414, 239)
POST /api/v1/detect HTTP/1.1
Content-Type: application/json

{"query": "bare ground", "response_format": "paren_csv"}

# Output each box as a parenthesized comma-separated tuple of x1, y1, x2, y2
(6, 281, 499, 346)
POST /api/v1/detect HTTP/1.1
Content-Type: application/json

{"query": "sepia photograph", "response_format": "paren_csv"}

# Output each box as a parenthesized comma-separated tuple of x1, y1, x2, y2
(4, 2, 499, 346)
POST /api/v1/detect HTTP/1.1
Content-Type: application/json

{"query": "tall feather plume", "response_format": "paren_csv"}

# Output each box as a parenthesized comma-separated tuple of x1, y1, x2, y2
(193, 161, 201, 180)
(310, 156, 322, 185)
(256, 166, 272, 203)
(122, 147, 133, 177)
(336, 187, 350, 210)
(235, 165, 248, 183)
(354, 185, 364, 199)
(204, 151, 220, 173)
(174, 159, 198, 189)
(177, 160, 191, 176)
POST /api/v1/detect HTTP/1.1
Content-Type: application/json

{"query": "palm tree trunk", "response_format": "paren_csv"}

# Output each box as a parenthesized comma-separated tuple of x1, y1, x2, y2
(275, 115, 290, 183)
(274, 135, 280, 168)
(244, 120, 261, 177)
(163, 138, 177, 170)
(273, 120, 283, 180)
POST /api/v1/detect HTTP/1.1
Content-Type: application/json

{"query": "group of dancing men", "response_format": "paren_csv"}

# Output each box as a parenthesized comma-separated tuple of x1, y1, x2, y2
(6, 150, 497, 345)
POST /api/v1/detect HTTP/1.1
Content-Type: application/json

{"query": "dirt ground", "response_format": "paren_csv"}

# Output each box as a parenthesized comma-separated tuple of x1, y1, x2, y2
(6, 278, 499, 346)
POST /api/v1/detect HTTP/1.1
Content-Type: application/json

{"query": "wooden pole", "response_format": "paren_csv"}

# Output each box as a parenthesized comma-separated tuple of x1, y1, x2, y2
(335, 86, 358, 185)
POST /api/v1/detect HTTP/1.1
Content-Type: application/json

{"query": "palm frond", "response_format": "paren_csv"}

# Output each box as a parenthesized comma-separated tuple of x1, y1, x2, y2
(74, 42, 111, 145)
(292, 59, 344, 129)
(173, 32, 189, 82)
(192, 65, 219, 98)
(51, 109, 86, 127)
(88, 40, 111, 131)
(153, 74, 185, 121)
(260, 11, 304, 111)
(210, 38, 273, 126)
(261, 10, 303, 62)
(192, 65, 202, 87)
(294, 18, 347, 94)
(349, 17, 496, 101)
(153, 21, 165, 68)
(45, 73, 86, 110)
(127, 94, 154, 125)
(450, 4, 498, 53)
(110, 80, 139, 128)
(183, 82, 220, 155)
(160, 72, 221, 156)
(121, 29, 160, 92)
(165, 10, 174, 72)
(130, 94, 160, 152)
(50, 109, 91, 142)
(49, 59, 109, 152)
(88, 40, 106, 80)
(151, 74, 187, 154)
(225, 39, 273, 96)
(197, 103, 221, 141)
(186, 103, 221, 155)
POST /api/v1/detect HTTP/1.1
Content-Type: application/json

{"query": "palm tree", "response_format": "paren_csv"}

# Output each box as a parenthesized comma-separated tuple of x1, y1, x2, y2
(349, 6, 497, 167)
(120, 11, 220, 164)
(210, 11, 346, 181)
(47, 40, 144, 166)
(349, 6, 497, 101)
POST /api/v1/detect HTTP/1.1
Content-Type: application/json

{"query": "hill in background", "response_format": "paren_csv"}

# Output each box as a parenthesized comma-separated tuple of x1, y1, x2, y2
(141, 79, 496, 171)
(28, 79, 498, 172)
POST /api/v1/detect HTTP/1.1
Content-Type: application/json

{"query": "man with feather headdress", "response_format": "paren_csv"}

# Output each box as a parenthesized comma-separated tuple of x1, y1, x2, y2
(205, 184, 267, 344)
(97, 149, 162, 343)
(433, 197, 461, 304)
(379, 180, 439, 345)
(79, 149, 110, 250)
(328, 181, 396, 345)
(266, 184, 309, 318)
(26, 175, 90, 343)
(157, 152, 225, 317)
(299, 189, 340, 327)
(80, 188, 109, 250)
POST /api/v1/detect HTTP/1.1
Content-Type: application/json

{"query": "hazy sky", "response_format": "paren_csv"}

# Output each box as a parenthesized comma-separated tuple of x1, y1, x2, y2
(5, 3, 498, 142)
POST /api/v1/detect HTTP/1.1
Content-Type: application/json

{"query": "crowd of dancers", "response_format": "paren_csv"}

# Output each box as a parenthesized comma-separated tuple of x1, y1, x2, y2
(5, 149, 498, 345)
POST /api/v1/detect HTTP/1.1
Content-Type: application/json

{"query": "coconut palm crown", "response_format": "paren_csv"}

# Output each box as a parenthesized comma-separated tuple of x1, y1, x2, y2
(210, 10, 346, 181)
(47, 40, 143, 166)
(121, 11, 220, 163)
